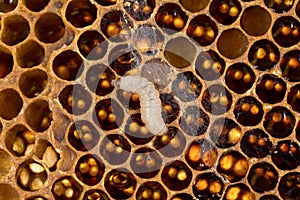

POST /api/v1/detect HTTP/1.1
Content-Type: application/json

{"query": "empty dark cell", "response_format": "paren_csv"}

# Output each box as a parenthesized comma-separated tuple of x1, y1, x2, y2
(35, 13, 65, 43)
(260, 195, 280, 200)
(0, 0, 18, 13)
(2, 15, 30, 46)
(241, 129, 272, 158)
(94, 0, 116, 6)
(23, 0, 49, 12)
(0, 89, 23, 120)
(287, 83, 300, 113)
(0, 49, 13, 79)
(16, 40, 45, 68)
(179, 0, 210, 12)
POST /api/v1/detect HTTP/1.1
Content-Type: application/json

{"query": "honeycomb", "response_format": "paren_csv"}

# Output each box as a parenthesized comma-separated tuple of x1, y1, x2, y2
(0, 0, 300, 199)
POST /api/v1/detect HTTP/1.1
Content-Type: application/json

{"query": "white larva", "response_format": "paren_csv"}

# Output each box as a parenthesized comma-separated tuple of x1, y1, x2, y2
(117, 75, 167, 135)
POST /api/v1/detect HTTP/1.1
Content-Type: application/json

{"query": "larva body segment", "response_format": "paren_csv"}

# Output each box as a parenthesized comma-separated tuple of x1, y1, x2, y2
(118, 75, 167, 135)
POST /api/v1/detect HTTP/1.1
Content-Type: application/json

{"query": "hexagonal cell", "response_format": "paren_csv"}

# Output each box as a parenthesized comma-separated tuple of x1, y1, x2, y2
(23, 0, 50, 12)
(68, 120, 100, 152)
(201, 84, 232, 115)
(75, 154, 105, 186)
(241, 6, 271, 36)
(77, 30, 107, 60)
(100, 10, 133, 42)
(256, 74, 286, 104)
(35, 13, 65, 43)
(19, 69, 48, 98)
(297, 1, 300, 18)
(195, 50, 225, 81)
(94, 98, 124, 131)
(0, 149, 13, 179)
(272, 16, 300, 47)
(108, 44, 141, 76)
(263, 106, 295, 138)
(130, 147, 162, 178)
(83, 189, 109, 200)
(248, 39, 280, 71)
(210, 0, 242, 25)
(185, 139, 218, 171)
(5, 125, 35, 157)
(0, 0, 18, 13)
(225, 63, 255, 94)
(136, 182, 167, 200)
(171, 71, 202, 102)
(264, 0, 294, 13)
(280, 50, 300, 82)
(223, 183, 255, 200)
(179, 106, 209, 136)
(217, 151, 249, 182)
(164, 37, 196, 69)
(66, 0, 97, 28)
(179, 0, 209, 12)
(124, 0, 155, 21)
(234, 96, 264, 126)
(279, 172, 300, 200)
(16, 40, 45, 68)
(241, 129, 272, 158)
(153, 126, 186, 157)
(0, 48, 13, 79)
(16, 160, 47, 191)
(52, 176, 82, 200)
(86, 64, 115, 96)
(271, 140, 300, 170)
(1, 15, 30, 46)
(125, 113, 154, 145)
(187, 15, 218, 46)
(58, 84, 92, 115)
(288, 83, 300, 112)
(161, 160, 192, 191)
(0, 89, 23, 120)
(209, 118, 242, 148)
(133, 25, 164, 56)
(99, 134, 131, 165)
(24, 100, 52, 132)
(94, 0, 116, 6)
(155, 3, 188, 34)
(217, 28, 248, 59)
(52, 50, 83, 81)
(0, 184, 20, 200)
(247, 162, 278, 193)
(104, 168, 136, 199)
(193, 172, 224, 200)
